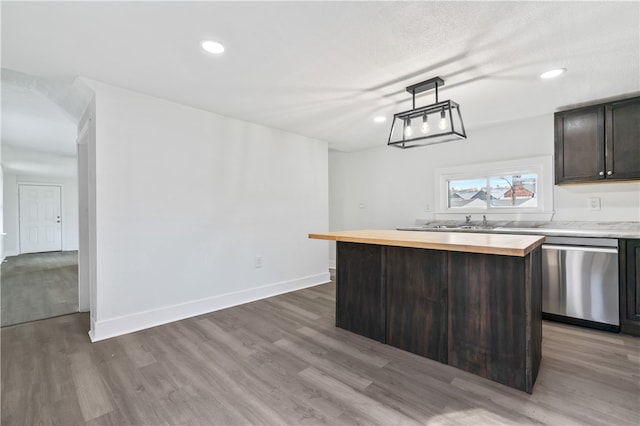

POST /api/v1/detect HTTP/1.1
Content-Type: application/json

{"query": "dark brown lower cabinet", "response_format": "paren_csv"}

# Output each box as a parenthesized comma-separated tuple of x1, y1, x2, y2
(334, 241, 541, 393)
(620, 239, 640, 336)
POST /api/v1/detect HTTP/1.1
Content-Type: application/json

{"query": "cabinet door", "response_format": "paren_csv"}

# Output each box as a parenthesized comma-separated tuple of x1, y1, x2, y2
(620, 239, 640, 336)
(605, 97, 640, 181)
(555, 105, 605, 184)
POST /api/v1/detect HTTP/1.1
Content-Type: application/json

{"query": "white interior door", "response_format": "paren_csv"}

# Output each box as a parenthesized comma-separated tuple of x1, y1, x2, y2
(19, 184, 62, 254)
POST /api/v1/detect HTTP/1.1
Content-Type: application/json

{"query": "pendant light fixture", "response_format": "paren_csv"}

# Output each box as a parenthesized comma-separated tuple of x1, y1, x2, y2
(387, 76, 467, 148)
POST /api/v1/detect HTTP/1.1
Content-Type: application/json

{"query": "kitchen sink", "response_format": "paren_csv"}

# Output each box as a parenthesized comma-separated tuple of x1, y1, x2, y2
(398, 222, 495, 232)
(422, 225, 492, 231)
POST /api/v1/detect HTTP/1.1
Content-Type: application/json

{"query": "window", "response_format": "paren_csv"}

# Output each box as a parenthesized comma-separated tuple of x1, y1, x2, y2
(447, 173, 538, 210)
(436, 156, 552, 215)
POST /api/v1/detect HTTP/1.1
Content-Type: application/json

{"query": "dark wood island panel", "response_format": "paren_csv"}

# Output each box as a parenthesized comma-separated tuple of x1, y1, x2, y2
(336, 242, 385, 342)
(386, 246, 448, 363)
(448, 248, 541, 392)
(319, 231, 544, 394)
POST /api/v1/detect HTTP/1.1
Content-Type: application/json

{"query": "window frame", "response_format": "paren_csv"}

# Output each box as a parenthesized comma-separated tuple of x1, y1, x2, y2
(435, 156, 554, 215)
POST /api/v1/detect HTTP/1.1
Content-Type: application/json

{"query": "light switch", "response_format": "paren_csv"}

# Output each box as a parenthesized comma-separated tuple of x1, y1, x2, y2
(588, 197, 601, 211)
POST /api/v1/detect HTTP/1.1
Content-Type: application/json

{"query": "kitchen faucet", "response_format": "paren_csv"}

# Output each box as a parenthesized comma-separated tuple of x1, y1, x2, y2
(465, 215, 472, 224)
(482, 215, 488, 228)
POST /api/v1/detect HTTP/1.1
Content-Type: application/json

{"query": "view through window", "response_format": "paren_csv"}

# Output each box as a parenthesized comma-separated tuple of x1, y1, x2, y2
(448, 173, 538, 210)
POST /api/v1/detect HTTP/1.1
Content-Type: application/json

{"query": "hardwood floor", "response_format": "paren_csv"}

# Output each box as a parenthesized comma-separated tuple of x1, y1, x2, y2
(1, 251, 78, 327)
(2, 281, 639, 425)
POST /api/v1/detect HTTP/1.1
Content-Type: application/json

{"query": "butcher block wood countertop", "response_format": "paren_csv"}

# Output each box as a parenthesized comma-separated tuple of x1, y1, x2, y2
(309, 229, 545, 257)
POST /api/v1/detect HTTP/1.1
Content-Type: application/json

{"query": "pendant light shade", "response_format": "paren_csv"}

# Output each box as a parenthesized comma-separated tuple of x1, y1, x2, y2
(388, 77, 467, 148)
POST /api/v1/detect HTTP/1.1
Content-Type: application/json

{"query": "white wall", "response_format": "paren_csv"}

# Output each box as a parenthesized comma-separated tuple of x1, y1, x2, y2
(328, 113, 640, 265)
(2, 171, 79, 256)
(82, 79, 329, 341)
(2, 172, 18, 257)
(76, 96, 95, 313)
(0, 166, 4, 262)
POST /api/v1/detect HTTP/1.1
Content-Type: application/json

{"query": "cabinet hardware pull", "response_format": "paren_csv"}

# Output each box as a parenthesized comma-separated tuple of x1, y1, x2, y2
(607, 171, 613, 175)
(599, 171, 605, 176)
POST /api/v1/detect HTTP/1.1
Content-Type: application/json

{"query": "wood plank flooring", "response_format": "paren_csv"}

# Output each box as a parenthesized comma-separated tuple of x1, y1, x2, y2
(2, 280, 639, 425)
(1, 251, 78, 327)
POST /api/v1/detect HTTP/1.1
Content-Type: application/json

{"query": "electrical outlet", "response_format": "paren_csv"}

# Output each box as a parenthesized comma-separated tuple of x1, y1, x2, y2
(588, 197, 601, 211)
(254, 256, 263, 268)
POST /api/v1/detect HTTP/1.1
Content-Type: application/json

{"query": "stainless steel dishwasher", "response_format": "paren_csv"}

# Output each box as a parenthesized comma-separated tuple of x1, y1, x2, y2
(542, 236, 619, 331)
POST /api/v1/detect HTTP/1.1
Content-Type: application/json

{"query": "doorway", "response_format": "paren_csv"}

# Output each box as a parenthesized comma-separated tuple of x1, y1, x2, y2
(1, 71, 92, 329)
(2, 182, 78, 326)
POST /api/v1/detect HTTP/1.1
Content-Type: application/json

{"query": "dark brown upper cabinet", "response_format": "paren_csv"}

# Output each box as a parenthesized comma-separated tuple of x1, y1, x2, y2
(555, 96, 640, 184)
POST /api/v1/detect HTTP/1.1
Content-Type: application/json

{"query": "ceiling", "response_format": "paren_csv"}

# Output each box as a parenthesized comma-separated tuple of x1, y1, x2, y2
(2, 70, 81, 156)
(1, 1, 639, 154)
(1, 69, 90, 175)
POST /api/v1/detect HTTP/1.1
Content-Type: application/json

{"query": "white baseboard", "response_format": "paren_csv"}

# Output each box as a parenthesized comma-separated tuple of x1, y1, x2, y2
(4, 250, 18, 258)
(89, 272, 331, 342)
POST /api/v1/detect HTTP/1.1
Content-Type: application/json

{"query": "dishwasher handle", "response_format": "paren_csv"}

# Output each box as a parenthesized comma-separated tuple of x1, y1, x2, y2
(542, 244, 618, 254)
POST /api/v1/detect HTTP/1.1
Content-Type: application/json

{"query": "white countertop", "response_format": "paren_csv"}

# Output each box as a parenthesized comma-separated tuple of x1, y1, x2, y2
(397, 221, 640, 239)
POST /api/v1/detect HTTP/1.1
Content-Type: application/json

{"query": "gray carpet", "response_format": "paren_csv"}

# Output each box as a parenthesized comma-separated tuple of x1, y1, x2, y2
(1, 251, 78, 327)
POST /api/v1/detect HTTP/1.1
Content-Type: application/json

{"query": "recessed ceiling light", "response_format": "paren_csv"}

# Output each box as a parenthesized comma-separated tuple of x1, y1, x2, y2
(540, 68, 566, 79)
(373, 116, 386, 123)
(201, 40, 225, 55)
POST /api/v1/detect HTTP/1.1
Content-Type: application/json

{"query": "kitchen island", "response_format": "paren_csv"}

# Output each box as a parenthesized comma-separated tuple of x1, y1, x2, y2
(309, 229, 545, 393)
